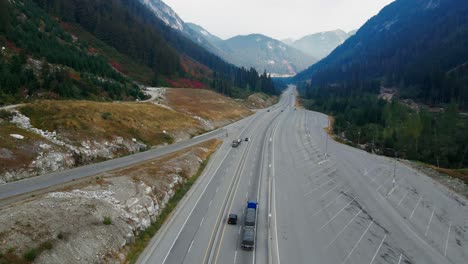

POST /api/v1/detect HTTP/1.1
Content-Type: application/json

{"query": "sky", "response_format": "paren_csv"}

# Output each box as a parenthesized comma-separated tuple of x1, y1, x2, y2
(163, 0, 394, 40)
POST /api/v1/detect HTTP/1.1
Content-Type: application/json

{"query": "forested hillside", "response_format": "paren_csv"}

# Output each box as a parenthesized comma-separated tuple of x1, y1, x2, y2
(0, 0, 277, 105)
(32, 0, 277, 97)
(296, 0, 468, 108)
(297, 0, 468, 169)
(0, 0, 145, 104)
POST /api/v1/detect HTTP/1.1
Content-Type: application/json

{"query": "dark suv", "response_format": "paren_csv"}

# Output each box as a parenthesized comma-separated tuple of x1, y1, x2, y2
(227, 213, 238, 225)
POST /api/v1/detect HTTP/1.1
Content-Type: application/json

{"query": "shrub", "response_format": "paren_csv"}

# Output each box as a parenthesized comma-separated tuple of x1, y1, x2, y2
(0, 110, 12, 121)
(103, 216, 112, 225)
(23, 249, 37, 261)
(101, 112, 112, 120)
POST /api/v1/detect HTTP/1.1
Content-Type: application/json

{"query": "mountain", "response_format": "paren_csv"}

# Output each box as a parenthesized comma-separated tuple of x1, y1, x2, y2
(296, 0, 468, 108)
(284, 30, 355, 60)
(186, 23, 224, 46)
(186, 23, 317, 76)
(137, 0, 315, 76)
(0, 0, 277, 105)
(223, 34, 317, 76)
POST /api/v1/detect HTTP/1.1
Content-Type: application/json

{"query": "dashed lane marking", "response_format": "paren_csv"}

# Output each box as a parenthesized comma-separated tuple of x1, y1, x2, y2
(397, 190, 409, 207)
(409, 196, 422, 220)
(327, 210, 363, 248)
(188, 240, 194, 253)
(313, 192, 349, 217)
(444, 222, 451, 257)
(320, 198, 356, 230)
(319, 183, 343, 199)
(370, 234, 386, 264)
(425, 208, 435, 236)
(342, 220, 374, 264)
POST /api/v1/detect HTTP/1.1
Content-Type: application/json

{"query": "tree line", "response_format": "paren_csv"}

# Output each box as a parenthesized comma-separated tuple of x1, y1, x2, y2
(300, 83, 468, 169)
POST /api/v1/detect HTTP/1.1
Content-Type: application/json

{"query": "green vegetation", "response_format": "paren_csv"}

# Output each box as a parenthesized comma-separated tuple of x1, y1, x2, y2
(301, 84, 468, 169)
(126, 153, 213, 263)
(22, 240, 53, 262)
(103, 216, 112, 225)
(0, 110, 13, 121)
(0, 0, 145, 105)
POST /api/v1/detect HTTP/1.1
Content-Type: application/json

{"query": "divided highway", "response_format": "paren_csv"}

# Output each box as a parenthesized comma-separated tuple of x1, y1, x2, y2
(139, 85, 468, 264)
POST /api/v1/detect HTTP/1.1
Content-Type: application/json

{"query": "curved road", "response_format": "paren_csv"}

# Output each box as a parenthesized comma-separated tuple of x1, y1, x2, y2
(138, 86, 468, 264)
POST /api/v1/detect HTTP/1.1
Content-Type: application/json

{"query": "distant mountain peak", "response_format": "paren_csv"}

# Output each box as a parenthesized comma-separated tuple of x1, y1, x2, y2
(140, 0, 184, 31)
(284, 29, 355, 60)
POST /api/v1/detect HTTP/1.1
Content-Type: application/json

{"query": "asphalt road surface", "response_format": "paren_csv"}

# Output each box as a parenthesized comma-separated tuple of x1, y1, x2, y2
(0, 125, 226, 201)
(138, 85, 468, 264)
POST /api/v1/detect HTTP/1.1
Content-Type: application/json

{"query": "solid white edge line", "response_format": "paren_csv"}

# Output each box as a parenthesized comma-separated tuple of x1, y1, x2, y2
(160, 148, 232, 264)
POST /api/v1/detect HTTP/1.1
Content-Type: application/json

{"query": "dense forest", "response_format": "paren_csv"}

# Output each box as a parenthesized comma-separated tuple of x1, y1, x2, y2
(0, 0, 145, 104)
(296, 0, 468, 108)
(32, 0, 277, 97)
(0, 0, 277, 105)
(301, 83, 468, 169)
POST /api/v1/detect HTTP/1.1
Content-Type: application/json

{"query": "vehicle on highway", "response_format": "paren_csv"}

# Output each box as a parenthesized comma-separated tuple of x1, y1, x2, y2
(244, 137, 249, 142)
(241, 227, 255, 250)
(267, 109, 270, 112)
(227, 213, 238, 225)
(231, 139, 242, 147)
(244, 201, 258, 227)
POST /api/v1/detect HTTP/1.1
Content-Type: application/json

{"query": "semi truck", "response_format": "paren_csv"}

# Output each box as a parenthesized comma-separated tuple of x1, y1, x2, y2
(241, 201, 257, 250)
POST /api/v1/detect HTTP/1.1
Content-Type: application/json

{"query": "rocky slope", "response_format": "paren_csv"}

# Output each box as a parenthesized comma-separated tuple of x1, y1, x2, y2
(0, 89, 253, 184)
(0, 139, 220, 264)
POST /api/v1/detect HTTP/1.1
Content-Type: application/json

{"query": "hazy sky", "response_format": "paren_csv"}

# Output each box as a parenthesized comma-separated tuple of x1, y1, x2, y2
(163, 0, 394, 40)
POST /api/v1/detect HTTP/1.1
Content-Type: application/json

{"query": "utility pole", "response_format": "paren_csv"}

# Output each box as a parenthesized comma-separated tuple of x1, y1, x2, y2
(325, 118, 329, 157)
(389, 148, 398, 189)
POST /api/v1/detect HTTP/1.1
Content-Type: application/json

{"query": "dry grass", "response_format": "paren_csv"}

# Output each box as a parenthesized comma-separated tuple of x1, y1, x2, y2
(19, 101, 204, 146)
(0, 123, 55, 173)
(245, 93, 278, 109)
(166, 89, 252, 124)
(428, 166, 468, 184)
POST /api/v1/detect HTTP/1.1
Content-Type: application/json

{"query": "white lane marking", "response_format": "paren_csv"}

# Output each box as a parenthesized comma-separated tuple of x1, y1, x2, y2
(200, 217, 205, 227)
(313, 192, 348, 217)
(238, 226, 241, 235)
(216, 187, 219, 193)
(425, 208, 435, 236)
(327, 210, 363, 248)
(409, 196, 422, 220)
(397, 190, 409, 207)
(318, 159, 329, 165)
(159, 141, 233, 264)
(319, 183, 342, 199)
(269, 164, 272, 168)
(387, 185, 397, 197)
(376, 176, 393, 192)
(245, 192, 248, 199)
(370, 235, 387, 264)
(320, 198, 356, 230)
(234, 250, 238, 263)
(188, 240, 194, 253)
(342, 220, 374, 264)
(397, 254, 403, 264)
(305, 177, 335, 196)
(444, 222, 451, 257)
(209, 200, 213, 208)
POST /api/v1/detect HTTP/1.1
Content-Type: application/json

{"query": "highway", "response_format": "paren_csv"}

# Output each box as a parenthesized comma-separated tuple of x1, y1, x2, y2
(138, 85, 468, 264)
